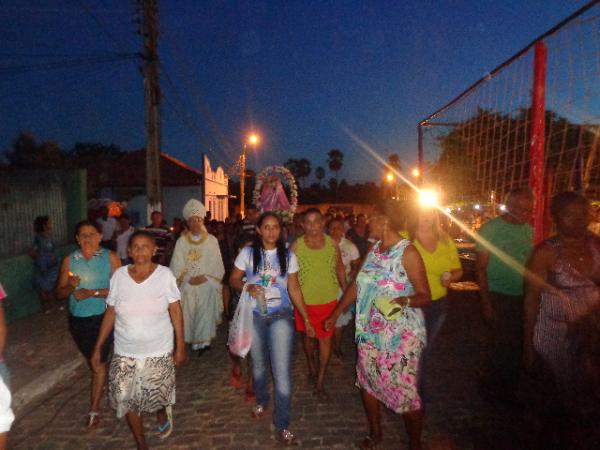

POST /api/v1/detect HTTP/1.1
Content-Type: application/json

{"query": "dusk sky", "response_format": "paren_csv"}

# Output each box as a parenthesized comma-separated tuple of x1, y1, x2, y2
(0, 0, 590, 183)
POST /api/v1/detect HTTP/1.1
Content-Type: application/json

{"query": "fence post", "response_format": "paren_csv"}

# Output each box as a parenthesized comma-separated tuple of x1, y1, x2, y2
(529, 41, 547, 244)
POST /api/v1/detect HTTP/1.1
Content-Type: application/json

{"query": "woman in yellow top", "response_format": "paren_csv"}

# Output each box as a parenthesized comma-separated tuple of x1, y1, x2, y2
(291, 208, 346, 399)
(408, 206, 463, 397)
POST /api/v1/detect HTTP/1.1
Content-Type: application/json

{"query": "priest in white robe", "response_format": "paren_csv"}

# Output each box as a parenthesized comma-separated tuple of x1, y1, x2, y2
(170, 199, 225, 354)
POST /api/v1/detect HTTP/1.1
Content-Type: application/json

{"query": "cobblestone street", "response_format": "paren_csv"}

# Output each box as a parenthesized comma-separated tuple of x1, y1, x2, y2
(9, 293, 528, 449)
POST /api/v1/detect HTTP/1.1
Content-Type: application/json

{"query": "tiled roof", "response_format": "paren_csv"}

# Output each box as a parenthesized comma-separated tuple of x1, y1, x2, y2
(92, 150, 202, 188)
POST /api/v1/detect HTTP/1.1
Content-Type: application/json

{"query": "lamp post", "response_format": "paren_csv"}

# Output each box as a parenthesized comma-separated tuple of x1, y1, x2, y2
(385, 172, 398, 200)
(240, 133, 259, 218)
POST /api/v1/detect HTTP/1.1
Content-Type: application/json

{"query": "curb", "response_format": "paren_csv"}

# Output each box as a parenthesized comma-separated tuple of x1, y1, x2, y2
(12, 358, 84, 415)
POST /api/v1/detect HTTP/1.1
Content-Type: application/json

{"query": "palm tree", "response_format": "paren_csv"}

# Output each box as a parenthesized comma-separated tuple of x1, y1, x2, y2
(327, 149, 344, 181)
(315, 166, 325, 187)
(327, 149, 344, 201)
(387, 153, 401, 174)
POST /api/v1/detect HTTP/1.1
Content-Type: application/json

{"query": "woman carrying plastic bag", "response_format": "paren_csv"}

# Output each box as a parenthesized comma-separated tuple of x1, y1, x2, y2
(229, 212, 314, 446)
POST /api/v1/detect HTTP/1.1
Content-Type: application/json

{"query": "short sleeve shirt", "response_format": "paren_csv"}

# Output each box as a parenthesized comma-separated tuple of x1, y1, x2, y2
(106, 265, 180, 358)
(413, 237, 461, 301)
(476, 216, 533, 295)
(234, 246, 298, 314)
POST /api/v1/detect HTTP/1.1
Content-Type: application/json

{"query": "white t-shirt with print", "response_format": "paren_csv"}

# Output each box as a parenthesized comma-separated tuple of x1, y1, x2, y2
(106, 265, 180, 358)
(234, 246, 299, 314)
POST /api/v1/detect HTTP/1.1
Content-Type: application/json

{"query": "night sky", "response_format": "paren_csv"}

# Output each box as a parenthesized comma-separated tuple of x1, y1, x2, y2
(0, 0, 590, 183)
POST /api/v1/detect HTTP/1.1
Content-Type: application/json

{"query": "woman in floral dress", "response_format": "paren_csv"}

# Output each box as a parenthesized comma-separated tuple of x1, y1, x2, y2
(326, 201, 431, 450)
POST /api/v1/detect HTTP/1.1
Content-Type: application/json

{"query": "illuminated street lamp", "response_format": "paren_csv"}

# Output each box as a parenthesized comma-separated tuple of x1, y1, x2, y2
(240, 133, 260, 218)
(411, 167, 420, 178)
(385, 172, 398, 199)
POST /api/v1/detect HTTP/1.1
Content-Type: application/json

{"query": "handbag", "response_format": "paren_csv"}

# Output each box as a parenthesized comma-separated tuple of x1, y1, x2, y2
(227, 286, 254, 358)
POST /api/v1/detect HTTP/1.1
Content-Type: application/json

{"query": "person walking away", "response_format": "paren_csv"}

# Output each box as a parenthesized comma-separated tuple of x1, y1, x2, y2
(291, 208, 346, 399)
(523, 192, 600, 448)
(55, 220, 121, 428)
(230, 212, 315, 445)
(328, 218, 360, 359)
(170, 199, 224, 355)
(30, 216, 59, 313)
(407, 205, 463, 397)
(325, 200, 431, 450)
(476, 187, 533, 406)
(91, 231, 186, 450)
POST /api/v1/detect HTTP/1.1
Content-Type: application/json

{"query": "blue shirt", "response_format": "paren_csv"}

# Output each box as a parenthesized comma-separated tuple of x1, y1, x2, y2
(68, 248, 111, 317)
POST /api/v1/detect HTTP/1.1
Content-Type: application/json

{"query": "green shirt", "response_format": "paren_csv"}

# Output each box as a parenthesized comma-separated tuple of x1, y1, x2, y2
(295, 235, 339, 305)
(476, 216, 533, 296)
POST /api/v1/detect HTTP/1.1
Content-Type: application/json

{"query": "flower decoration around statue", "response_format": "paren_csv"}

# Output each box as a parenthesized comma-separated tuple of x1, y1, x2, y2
(253, 165, 298, 223)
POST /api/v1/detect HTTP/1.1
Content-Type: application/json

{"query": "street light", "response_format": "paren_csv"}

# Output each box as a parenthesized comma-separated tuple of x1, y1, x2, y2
(385, 172, 398, 199)
(411, 168, 420, 178)
(240, 133, 260, 218)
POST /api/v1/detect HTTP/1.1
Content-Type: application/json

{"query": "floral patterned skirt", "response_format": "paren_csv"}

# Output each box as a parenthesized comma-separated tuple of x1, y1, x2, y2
(109, 353, 175, 418)
(356, 337, 424, 414)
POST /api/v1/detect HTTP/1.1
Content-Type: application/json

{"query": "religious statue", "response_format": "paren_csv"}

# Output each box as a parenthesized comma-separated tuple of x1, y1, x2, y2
(259, 175, 291, 212)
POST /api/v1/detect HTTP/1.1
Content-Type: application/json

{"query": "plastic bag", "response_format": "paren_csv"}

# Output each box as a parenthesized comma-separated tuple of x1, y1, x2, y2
(227, 286, 254, 358)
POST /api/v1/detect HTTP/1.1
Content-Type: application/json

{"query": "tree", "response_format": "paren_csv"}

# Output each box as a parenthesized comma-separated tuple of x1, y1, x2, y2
(327, 149, 344, 201)
(5, 132, 63, 168)
(433, 108, 599, 202)
(327, 149, 344, 181)
(284, 158, 311, 187)
(387, 153, 402, 174)
(315, 166, 325, 186)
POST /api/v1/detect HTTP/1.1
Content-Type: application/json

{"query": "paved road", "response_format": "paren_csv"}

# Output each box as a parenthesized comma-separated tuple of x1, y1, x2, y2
(10, 293, 528, 449)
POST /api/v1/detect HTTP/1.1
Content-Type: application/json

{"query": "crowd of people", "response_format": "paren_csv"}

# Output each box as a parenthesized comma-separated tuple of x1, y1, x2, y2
(0, 188, 598, 449)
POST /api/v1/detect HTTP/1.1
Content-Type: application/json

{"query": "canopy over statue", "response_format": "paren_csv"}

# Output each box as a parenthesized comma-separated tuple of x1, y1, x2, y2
(253, 165, 298, 223)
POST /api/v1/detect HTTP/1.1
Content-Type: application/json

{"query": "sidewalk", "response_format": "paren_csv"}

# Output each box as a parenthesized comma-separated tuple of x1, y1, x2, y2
(6, 305, 84, 414)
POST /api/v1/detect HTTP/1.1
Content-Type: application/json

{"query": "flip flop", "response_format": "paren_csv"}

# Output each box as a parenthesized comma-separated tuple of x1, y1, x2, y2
(86, 411, 100, 429)
(157, 406, 173, 439)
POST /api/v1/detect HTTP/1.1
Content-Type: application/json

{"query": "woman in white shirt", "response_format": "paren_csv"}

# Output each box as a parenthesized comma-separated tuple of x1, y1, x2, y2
(92, 231, 186, 450)
(229, 212, 315, 446)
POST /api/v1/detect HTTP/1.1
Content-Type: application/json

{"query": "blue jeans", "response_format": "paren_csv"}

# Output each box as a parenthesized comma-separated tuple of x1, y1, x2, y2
(250, 308, 295, 431)
(419, 297, 449, 396)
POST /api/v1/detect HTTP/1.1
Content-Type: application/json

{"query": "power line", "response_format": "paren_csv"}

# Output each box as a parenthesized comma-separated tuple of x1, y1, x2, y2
(0, 53, 140, 75)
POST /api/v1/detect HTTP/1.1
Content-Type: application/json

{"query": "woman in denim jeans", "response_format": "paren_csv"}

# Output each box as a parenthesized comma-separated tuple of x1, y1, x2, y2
(230, 212, 315, 445)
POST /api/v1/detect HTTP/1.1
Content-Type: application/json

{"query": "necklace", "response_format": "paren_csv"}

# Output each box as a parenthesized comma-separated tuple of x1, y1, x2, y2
(183, 229, 208, 246)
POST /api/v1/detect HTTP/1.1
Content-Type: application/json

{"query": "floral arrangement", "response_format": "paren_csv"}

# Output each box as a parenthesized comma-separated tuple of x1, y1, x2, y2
(253, 165, 298, 223)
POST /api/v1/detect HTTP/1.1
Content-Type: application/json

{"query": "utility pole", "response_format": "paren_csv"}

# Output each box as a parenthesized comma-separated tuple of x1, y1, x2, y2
(141, 0, 162, 216)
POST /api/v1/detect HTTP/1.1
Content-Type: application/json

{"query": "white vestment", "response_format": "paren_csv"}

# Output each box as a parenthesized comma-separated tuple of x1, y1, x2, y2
(170, 232, 225, 345)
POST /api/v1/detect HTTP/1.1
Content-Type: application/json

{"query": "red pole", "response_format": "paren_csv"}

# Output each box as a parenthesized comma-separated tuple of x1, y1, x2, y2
(529, 41, 547, 244)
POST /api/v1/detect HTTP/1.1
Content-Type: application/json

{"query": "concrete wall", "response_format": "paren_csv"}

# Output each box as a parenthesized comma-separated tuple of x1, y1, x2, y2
(0, 169, 86, 321)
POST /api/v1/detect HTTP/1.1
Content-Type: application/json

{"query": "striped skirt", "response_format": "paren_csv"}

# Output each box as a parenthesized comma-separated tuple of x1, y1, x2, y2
(109, 353, 175, 418)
